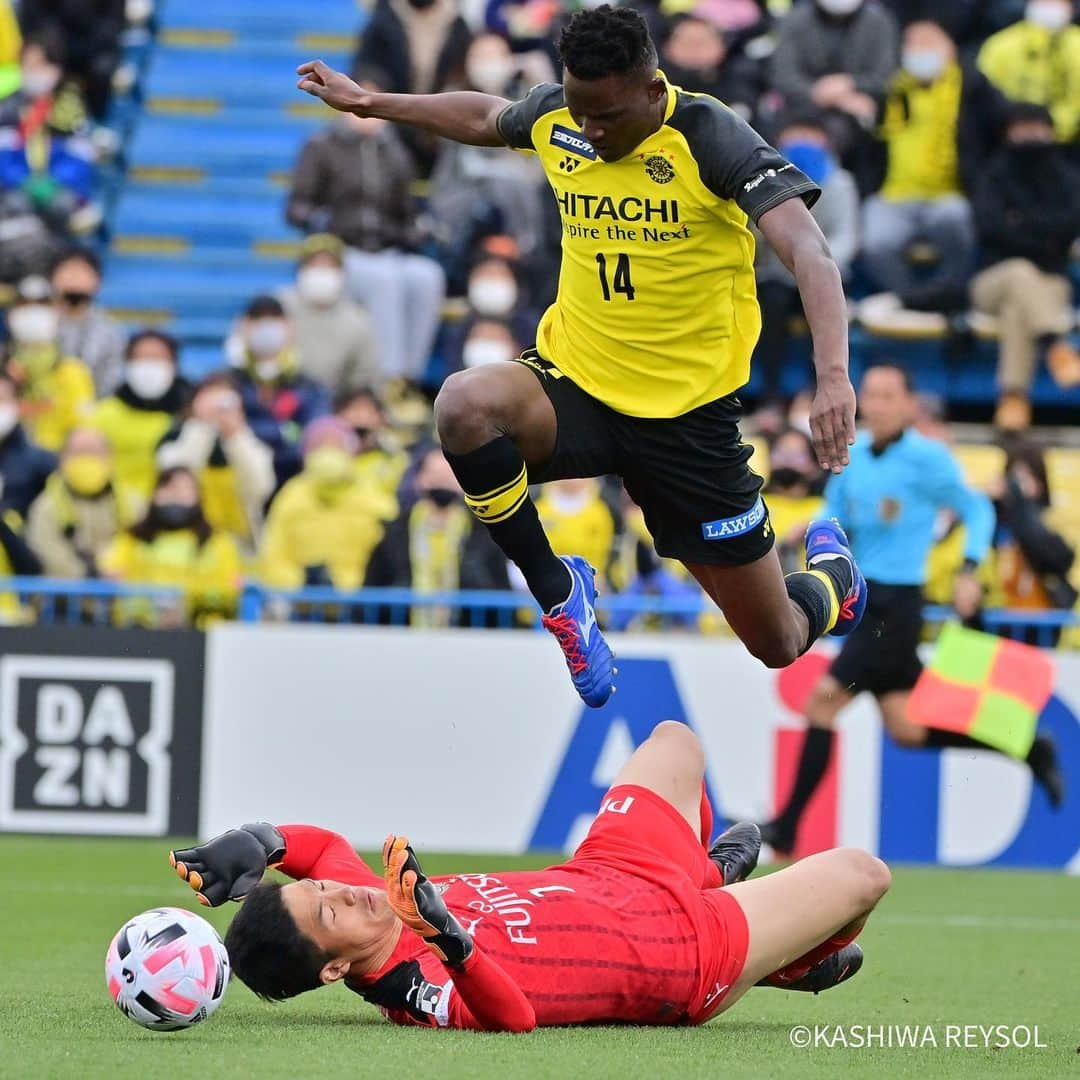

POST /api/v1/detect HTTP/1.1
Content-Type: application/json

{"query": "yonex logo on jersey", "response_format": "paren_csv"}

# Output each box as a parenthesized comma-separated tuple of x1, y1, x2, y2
(550, 124, 597, 160)
(558, 154, 582, 173)
(701, 496, 767, 541)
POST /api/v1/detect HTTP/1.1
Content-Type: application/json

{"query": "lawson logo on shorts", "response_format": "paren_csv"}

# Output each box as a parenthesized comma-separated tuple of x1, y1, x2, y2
(701, 496, 767, 541)
(550, 124, 597, 160)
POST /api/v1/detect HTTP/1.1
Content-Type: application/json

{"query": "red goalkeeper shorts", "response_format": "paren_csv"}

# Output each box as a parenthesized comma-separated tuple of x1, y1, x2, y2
(569, 783, 750, 1023)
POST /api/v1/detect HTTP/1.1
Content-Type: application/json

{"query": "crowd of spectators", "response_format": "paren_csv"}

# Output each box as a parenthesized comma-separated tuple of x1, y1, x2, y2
(0, 0, 1077, 634)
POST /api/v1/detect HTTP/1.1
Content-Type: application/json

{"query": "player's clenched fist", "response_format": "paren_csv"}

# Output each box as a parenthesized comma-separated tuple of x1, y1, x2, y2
(383, 834, 474, 967)
(169, 822, 285, 907)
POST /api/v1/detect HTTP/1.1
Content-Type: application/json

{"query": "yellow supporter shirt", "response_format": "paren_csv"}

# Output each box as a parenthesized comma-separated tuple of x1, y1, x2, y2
(536, 482, 617, 584)
(879, 63, 963, 201)
(16, 352, 95, 451)
(497, 77, 818, 418)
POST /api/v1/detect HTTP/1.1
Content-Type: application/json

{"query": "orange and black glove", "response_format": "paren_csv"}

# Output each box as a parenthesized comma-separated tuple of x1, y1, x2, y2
(383, 834, 473, 967)
(170, 822, 285, 907)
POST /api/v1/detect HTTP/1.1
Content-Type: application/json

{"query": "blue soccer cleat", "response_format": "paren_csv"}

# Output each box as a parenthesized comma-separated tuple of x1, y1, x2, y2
(804, 519, 867, 637)
(541, 555, 616, 708)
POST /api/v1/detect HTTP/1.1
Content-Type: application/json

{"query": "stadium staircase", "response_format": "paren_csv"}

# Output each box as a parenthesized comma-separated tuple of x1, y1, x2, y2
(100, 0, 364, 379)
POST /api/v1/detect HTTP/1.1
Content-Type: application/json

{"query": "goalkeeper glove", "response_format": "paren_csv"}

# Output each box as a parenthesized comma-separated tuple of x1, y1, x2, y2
(382, 834, 473, 967)
(169, 822, 285, 906)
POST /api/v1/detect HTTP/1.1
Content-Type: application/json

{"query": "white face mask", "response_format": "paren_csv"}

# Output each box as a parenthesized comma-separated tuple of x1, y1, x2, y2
(902, 49, 947, 82)
(0, 403, 18, 439)
(816, 0, 863, 14)
(126, 359, 174, 401)
(548, 488, 592, 514)
(1026, 1, 1072, 30)
(247, 319, 288, 357)
(466, 57, 514, 95)
(21, 66, 60, 99)
(255, 358, 282, 382)
(297, 265, 345, 307)
(468, 277, 518, 317)
(463, 339, 514, 368)
(9, 304, 58, 345)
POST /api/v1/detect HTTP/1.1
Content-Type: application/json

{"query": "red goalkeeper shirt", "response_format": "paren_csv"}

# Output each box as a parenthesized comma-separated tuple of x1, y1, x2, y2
(277, 785, 749, 1031)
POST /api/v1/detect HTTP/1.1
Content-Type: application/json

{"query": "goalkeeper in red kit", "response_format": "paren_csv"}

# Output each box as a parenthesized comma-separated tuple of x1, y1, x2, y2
(170, 723, 890, 1031)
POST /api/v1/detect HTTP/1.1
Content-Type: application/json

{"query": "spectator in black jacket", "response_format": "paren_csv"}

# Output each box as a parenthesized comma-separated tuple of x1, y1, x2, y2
(17, 0, 125, 119)
(969, 103, 1080, 431)
(0, 369, 56, 515)
(989, 439, 1077, 644)
(364, 444, 509, 626)
(351, 0, 471, 172)
(660, 15, 762, 121)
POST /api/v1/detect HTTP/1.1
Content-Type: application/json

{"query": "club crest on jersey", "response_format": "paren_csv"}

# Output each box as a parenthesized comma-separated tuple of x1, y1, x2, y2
(644, 154, 675, 183)
(701, 496, 768, 541)
(550, 123, 597, 160)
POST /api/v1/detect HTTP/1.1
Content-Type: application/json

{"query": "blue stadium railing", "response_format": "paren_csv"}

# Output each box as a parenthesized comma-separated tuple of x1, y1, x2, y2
(0, 577, 1077, 647)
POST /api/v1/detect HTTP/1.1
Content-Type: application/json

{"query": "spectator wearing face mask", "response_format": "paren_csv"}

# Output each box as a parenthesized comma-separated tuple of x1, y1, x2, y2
(3, 275, 93, 451)
(978, 0, 1080, 142)
(660, 16, 762, 121)
(364, 444, 509, 626)
(861, 21, 1007, 312)
(334, 386, 409, 507)
(445, 258, 535, 372)
(535, 478, 618, 592)
(259, 418, 392, 592)
(426, 36, 548, 286)
(770, 0, 898, 164)
(287, 91, 446, 386)
(459, 317, 520, 371)
(89, 330, 191, 500)
(157, 372, 276, 550)
(752, 108, 857, 400)
(49, 248, 126, 395)
(0, 33, 95, 275)
(16, 0, 125, 121)
(0, 368, 55, 515)
(230, 295, 331, 484)
(25, 426, 141, 579)
(100, 466, 243, 628)
(278, 234, 379, 397)
(762, 427, 826, 575)
(969, 103, 1080, 431)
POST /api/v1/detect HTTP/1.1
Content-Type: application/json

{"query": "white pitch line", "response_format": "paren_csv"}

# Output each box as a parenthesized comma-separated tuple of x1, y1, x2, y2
(877, 913, 1080, 931)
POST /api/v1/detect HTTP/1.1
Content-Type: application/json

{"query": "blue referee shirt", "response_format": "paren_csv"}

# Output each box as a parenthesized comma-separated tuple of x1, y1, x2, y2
(823, 428, 994, 586)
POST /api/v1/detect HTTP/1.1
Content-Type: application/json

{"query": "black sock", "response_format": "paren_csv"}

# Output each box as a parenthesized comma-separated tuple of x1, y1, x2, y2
(775, 726, 835, 830)
(444, 436, 570, 611)
(785, 564, 849, 651)
(924, 727, 1043, 766)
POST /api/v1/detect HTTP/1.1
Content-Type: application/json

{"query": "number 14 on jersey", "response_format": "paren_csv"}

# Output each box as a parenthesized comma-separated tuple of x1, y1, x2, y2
(595, 253, 635, 301)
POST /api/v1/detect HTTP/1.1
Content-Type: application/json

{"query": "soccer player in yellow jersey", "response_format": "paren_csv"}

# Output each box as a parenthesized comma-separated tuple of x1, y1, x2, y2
(298, 6, 866, 707)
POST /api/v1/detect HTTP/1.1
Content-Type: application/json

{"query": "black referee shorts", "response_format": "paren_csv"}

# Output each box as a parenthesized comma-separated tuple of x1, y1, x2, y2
(829, 583, 925, 697)
(518, 349, 773, 567)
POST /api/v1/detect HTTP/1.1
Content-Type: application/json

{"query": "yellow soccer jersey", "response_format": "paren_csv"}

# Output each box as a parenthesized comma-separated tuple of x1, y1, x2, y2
(497, 77, 819, 418)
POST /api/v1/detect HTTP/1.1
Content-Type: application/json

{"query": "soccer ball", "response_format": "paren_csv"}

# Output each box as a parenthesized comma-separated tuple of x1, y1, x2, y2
(105, 907, 230, 1031)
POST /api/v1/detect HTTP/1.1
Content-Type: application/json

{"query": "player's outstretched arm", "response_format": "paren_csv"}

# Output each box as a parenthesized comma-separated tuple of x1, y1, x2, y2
(170, 822, 285, 906)
(383, 834, 537, 1033)
(297, 60, 509, 147)
(758, 199, 856, 476)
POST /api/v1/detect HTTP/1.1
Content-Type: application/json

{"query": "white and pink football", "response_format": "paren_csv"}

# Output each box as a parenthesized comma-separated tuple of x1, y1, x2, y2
(106, 907, 229, 1031)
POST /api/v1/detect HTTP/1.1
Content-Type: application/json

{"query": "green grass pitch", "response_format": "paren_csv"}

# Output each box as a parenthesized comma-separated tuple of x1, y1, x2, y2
(3, 835, 1078, 1079)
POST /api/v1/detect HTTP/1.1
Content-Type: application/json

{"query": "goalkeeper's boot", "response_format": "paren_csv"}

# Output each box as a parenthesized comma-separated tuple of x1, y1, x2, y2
(805, 519, 867, 637)
(761, 944, 864, 994)
(542, 555, 615, 709)
(709, 822, 762, 885)
(1028, 734, 1065, 809)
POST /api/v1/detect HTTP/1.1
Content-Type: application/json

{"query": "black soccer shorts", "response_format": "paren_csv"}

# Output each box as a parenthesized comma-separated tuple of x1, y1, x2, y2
(829, 583, 925, 696)
(519, 349, 774, 567)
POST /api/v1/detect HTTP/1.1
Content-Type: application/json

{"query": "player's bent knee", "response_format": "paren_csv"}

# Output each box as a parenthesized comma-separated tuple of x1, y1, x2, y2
(434, 370, 506, 445)
(647, 720, 704, 769)
(838, 848, 892, 909)
(748, 637, 800, 670)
